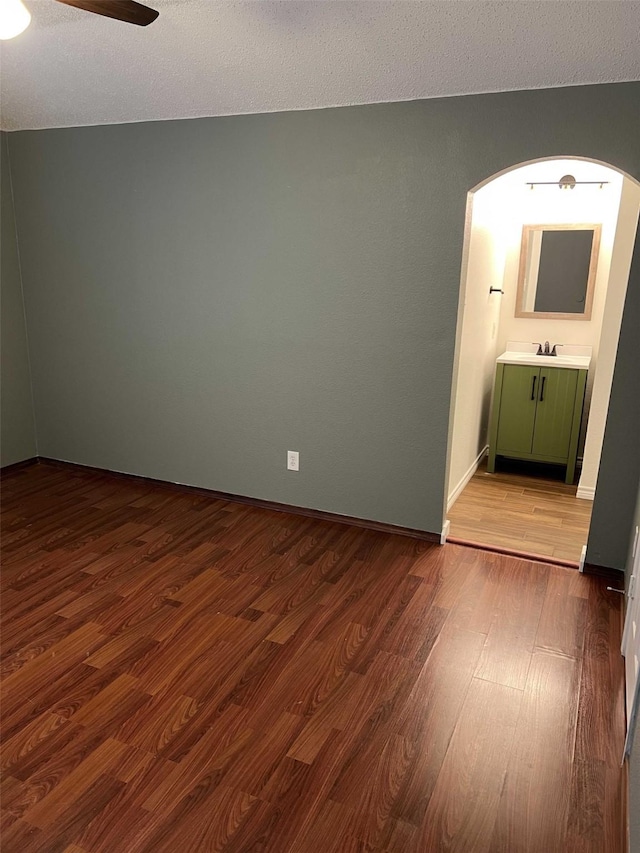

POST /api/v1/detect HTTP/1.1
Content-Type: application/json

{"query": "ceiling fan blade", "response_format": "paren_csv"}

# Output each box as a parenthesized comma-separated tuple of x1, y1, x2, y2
(54, 0, 159, 26)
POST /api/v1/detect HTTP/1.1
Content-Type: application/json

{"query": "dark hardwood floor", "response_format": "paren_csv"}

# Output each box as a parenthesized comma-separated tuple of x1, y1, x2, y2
(0, 462, 627, 852)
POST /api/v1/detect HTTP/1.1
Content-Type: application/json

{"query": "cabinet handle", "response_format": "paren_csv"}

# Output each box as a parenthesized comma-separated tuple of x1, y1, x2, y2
(539, 376, 546, 402)
(531, 375, 537, 401)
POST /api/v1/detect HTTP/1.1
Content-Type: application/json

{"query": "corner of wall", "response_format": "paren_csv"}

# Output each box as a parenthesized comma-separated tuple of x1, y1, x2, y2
(1, 131, 38, 467)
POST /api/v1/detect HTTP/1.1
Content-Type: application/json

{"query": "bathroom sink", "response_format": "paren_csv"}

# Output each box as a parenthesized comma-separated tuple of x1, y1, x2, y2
(497, 351, 591, 370)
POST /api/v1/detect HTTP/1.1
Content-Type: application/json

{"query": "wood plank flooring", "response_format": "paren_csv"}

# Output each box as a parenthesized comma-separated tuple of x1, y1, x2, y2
(1, 462, 625, 852)
(448, 459, 593, 562)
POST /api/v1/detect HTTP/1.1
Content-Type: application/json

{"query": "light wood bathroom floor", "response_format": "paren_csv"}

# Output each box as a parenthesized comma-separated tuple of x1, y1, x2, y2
(447, 459, 593, 563)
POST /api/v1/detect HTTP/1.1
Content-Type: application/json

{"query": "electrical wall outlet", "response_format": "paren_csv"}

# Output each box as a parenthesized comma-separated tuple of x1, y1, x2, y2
(287, 451, 299, 471)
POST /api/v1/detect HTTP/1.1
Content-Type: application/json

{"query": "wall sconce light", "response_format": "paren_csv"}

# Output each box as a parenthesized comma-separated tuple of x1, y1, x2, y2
(527, 174, 610, 190)
(558, 174, 577, 190)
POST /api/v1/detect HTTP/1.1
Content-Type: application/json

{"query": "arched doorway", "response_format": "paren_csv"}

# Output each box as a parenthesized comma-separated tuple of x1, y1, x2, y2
(444, 156, 640, 565)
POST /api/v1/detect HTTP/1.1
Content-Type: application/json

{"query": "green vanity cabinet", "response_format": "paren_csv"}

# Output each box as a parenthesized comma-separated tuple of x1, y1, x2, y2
(487, 362, 587, 484)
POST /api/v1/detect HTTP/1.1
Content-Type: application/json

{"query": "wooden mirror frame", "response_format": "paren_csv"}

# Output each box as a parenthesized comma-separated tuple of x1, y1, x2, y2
(515, 223, 601, 320)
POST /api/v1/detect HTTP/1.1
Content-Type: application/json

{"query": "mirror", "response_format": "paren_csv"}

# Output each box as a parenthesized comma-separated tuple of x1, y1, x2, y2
(516, 224, 601, 320)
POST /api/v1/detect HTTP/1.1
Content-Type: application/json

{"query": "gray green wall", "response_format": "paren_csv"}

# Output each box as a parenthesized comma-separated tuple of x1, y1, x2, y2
(627, 483, 640, 853)
(1, 132, 36, 467)
(589, 227, 640, 571)
(5, 83, 640, 554)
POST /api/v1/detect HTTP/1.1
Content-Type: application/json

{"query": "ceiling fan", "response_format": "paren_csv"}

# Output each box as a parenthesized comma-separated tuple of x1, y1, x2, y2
(0, 0, 159, 40)
(54, 0, 159, 26)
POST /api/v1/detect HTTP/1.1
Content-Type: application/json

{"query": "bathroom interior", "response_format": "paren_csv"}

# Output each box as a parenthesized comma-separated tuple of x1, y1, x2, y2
(446, 157, 640, 564)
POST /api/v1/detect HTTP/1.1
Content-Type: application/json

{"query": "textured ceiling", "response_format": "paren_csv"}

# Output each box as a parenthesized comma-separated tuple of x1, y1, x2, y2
(1, 0, 640, 131)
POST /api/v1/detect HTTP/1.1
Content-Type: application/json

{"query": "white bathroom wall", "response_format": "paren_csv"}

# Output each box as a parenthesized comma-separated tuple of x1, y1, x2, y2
(493, 160, 624, 465)
(579, 178, 640, 497)
(447, 184, 505, 506)
(495, 161, 622, 350)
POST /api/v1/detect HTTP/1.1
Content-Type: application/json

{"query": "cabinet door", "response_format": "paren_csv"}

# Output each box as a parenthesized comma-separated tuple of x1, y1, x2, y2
(532, 368, 579, 460)
(496, 365, 539, 456)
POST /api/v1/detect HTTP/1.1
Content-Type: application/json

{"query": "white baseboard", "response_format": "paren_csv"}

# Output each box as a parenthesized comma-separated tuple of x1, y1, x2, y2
(447, 446, 489, 512)
(578, 544, 587, 572)
(576, 485, 595, 501)
(440, 519, 451, 545)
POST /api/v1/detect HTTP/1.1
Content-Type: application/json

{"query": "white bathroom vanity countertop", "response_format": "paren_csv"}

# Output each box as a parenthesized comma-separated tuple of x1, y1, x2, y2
(497, 351, 592, 370)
